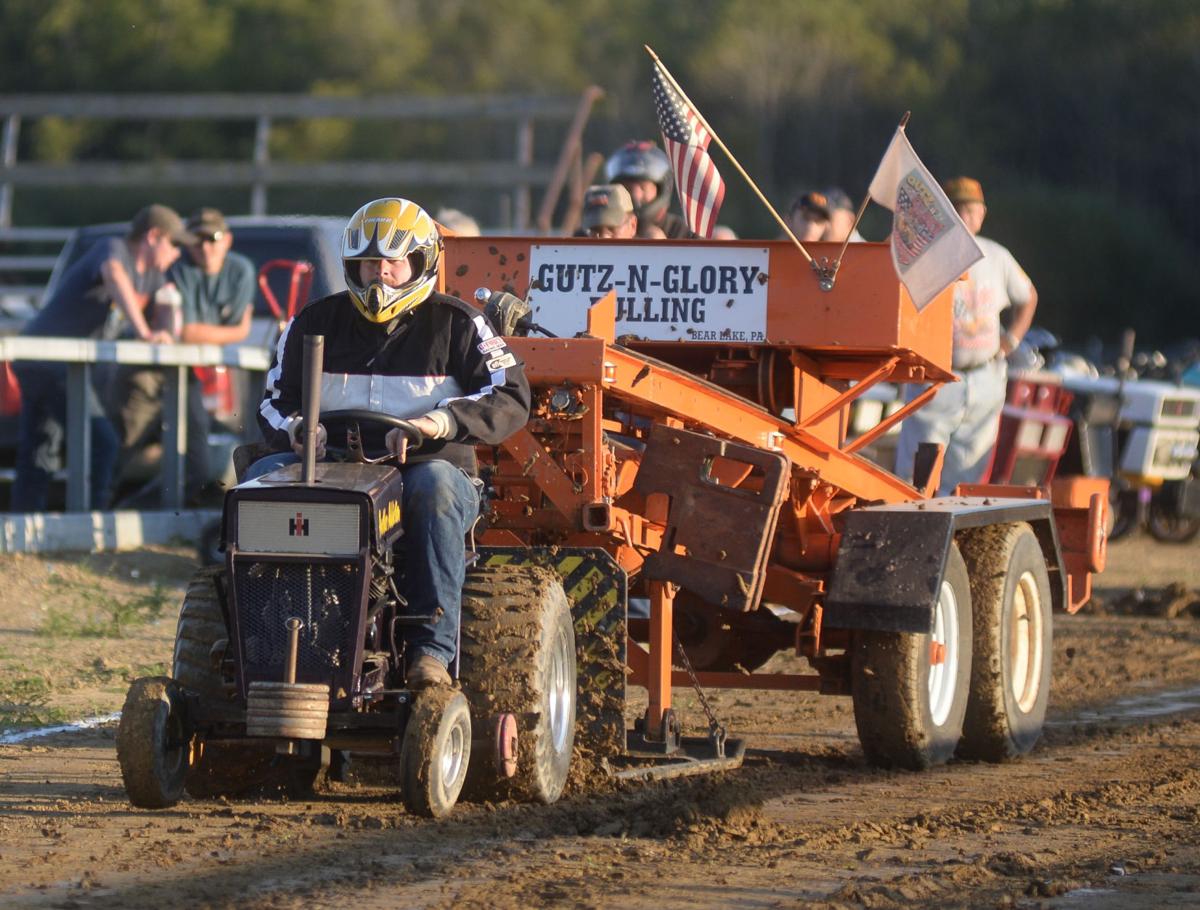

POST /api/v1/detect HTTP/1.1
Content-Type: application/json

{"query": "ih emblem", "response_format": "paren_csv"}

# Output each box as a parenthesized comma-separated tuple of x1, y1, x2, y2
(289, 512, 310, 536)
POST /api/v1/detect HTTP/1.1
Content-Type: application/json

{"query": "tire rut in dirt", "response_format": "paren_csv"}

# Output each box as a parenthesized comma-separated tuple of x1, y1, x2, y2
(851, 543, 973, 771)
(957, 522, 1053, 761)
(171, 566, 294, 799)
(458, 564, 576, 804)
(116, 676, 189, 809)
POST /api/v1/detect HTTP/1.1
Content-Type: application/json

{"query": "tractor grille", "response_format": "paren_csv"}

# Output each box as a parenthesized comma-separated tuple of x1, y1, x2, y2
(233, 559, 361, 688)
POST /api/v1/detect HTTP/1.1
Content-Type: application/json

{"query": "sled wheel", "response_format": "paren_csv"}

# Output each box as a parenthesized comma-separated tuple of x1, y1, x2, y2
(851, 543, 973, 770)
(400, 687, 472, 818)
(171, 566, 281, 798)
(459, 565, 576, 804)
(674, 592, 784, 672)
(117, 677, 190, 809)
(958, 523, 1053, 761)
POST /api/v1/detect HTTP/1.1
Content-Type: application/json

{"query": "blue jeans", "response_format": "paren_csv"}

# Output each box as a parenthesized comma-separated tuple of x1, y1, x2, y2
(895, 356, 1008, 496)
(245, 453, 480, 667)
(12, 363, 118, 512)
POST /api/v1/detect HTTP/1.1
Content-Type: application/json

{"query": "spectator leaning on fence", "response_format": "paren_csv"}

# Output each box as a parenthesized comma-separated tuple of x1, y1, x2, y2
(107, 207, 255, 505)
(12, 204, 194, 512)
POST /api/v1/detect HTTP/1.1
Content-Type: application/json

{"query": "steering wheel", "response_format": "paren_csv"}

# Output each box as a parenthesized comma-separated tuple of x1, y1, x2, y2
(297, 408, 424, 464)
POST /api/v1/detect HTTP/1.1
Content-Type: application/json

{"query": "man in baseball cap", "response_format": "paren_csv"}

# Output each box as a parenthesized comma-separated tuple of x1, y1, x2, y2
(130, 203, 198, 247)
(13, 203, 190, 511)
(943, 176, 985, 206)
(581, 184, 639, 239)
(110, 205, 256, 505)
(895, 174, 1039, 495)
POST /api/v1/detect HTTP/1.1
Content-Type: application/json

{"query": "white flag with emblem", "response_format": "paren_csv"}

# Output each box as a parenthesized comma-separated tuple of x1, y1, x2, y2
(868, 127, 983, 311)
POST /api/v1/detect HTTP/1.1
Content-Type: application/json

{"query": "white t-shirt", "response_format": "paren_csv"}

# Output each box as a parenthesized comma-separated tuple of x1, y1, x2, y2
(952, 235, 1033, 369)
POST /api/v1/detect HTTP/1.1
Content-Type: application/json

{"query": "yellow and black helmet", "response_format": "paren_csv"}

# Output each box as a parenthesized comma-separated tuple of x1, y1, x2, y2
(342, 198, 442, 323)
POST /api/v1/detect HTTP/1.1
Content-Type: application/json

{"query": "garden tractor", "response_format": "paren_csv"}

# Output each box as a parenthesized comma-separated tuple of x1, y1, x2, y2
(117, 335, 577, 817)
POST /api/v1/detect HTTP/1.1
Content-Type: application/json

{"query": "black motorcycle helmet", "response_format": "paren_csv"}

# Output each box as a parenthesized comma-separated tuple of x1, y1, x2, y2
(604, 140, 673, 225)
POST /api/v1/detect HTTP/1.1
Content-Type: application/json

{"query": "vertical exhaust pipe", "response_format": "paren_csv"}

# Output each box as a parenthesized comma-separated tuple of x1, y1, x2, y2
(302, 334, 324, 485)
(284, 617, 303, 684)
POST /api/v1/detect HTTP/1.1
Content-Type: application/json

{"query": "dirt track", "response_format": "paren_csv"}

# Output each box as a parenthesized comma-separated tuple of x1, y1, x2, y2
(2, 535, 1200, 908)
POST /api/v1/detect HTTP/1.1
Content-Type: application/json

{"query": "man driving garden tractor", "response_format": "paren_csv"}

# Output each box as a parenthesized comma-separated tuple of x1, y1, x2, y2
(250, 197, 531, 688)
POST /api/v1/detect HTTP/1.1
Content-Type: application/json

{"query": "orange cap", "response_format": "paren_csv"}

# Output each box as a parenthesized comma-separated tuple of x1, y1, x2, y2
(943, 176, 984, 205)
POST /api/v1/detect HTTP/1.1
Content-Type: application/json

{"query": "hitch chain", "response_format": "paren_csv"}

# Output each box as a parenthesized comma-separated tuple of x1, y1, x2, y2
(672, 630, 727, 759)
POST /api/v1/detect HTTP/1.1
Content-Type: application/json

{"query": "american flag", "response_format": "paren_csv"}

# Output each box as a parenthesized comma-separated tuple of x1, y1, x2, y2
(651, 60, 725, 238)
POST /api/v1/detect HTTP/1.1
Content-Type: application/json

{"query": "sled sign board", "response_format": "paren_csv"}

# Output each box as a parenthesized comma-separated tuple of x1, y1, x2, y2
(527, 244, 769, 342)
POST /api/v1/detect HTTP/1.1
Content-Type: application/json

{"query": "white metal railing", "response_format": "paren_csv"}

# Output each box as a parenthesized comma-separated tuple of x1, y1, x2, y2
(2, 336, 271, 512)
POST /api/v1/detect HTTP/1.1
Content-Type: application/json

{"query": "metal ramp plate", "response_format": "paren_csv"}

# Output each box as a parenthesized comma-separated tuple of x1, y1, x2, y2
(608, 736, 747, 782)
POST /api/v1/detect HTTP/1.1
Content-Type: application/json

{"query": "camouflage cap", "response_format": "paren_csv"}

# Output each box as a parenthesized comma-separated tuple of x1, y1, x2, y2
(581, 184, 634, 230)
(943, 176, 985, 205)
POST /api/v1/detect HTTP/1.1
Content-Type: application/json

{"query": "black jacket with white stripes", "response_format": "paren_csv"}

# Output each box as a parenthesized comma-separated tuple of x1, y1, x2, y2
(257, 291, 531, 475)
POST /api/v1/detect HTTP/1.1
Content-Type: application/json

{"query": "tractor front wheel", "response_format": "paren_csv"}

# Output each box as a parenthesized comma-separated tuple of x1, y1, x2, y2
(851, 543, 973, 771)
(400, 687, 472, 818)
(117, 677, 190, 808)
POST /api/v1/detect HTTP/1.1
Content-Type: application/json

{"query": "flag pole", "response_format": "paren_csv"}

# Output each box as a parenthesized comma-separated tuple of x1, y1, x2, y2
(644, 45, 814, 266)
(830, 111, 912, 282)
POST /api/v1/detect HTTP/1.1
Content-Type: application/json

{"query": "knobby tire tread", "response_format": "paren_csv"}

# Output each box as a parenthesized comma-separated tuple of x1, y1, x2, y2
(957, 522, 1052, 761)
(458, 564, 574, 804)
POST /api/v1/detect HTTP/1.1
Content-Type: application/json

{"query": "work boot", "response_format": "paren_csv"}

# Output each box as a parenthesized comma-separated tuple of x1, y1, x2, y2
(407, 654, 451, 689)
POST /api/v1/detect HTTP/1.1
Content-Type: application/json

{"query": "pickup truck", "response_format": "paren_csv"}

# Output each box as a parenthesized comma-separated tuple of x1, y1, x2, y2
(0, 215, 346, 508)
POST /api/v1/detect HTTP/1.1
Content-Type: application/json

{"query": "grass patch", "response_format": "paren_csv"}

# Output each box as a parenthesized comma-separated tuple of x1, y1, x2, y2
(78, 657, 170, 687)
(0, 675, 72, 730)
(40, 580, 172, 639)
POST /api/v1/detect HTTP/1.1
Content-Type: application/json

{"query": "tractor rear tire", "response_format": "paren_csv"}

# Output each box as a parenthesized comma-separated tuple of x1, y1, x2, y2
(171, 566, 282, 799)
(117, 677, 189, 809)
(172, 566, 230, 701)
(957, 523, 1053, 761)
(851, 543, 973, 771)
(400, 687, 472, 818)
(459, 564, 576, 805)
